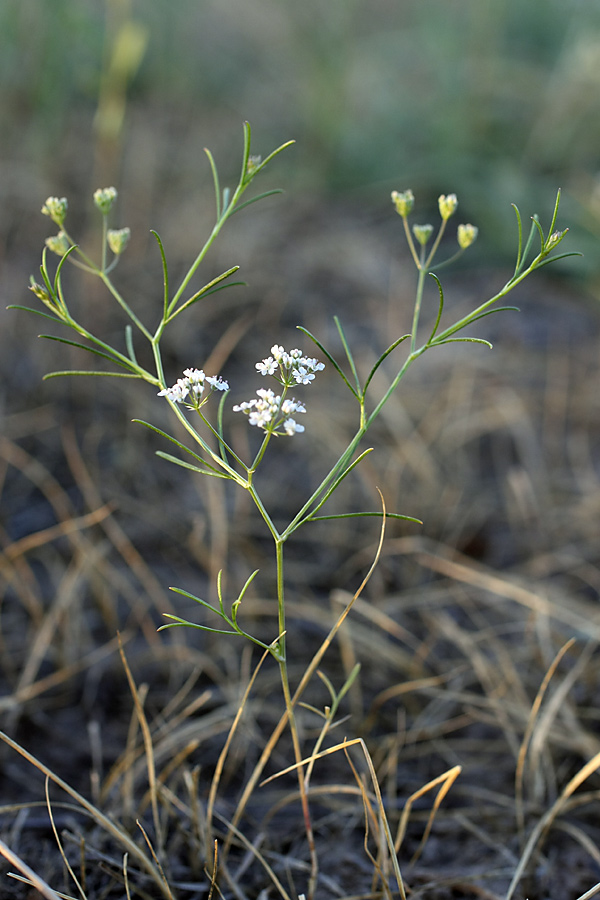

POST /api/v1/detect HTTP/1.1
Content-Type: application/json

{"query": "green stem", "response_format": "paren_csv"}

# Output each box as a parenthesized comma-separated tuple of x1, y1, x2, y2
(275, 538, 318, 897)
(168, 181, 251, 316)
(424, 216, 448, 269)
(410, 256, 427, 353)
(431, 253, 542, 345)
(101, 213, 108, 273)
(100, 272, 153, 341)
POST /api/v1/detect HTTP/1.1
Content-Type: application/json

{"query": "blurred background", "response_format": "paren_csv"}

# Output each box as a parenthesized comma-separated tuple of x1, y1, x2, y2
(2, 0, 600, 272)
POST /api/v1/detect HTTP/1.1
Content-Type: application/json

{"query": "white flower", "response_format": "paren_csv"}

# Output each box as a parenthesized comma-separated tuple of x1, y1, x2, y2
(256, 356, 277, 376)
(206, 375, 229, 391)
(158, 380, 189, 403)
(159, 368, 228, 408)
(233, 388, 306, 436)
(293, 367, 315, 385)
(255, 345, 324, 387)
(284, 418, 304, 435)
(281, 398, 306, 415)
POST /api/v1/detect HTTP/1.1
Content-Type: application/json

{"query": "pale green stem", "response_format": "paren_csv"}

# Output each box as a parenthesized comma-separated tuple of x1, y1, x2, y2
(100, 272, 152, 341)
(101, 213, 108, 273)
(168, 180, 250, 315)
(424, 216, 448, 269)
(410, 251, 427, 353)
(274, 538, 318, 896)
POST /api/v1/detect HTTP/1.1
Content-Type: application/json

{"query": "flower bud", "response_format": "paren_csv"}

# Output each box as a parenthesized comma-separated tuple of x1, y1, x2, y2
(391, 189, 414, 217)
(457, 223, 478, 249)
(545, 229, 568, 252)
(41, 196, 68, 227)
(246, 155, 262, 177)
(93, 187, 118, 215)
(29, 281, 52, 304)
(438, 193, 458, 220)
(412, 223, 434, 246)
(107, 227, 131, 255)
(45, 231, 70, 256)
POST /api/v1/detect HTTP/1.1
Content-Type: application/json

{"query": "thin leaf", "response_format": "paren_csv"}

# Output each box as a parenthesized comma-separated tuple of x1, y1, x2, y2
(53, 243, 78, 296)
(468, 305, 520, 320)
(252, 138, 295, 174)
(216, 390, 229, 466)
(548, 187, 562, 237)
(39, 334, 137, 370)
(335, 316, 360, 394)
(433, 337, 493, 349)
(204, 147, 221, 219)
(150, 230, 169, 319)
(426, 273, 445, 345)
(231, 569, 260, 626)
(228, 189, 285, 217)
(169, 586, 226, 616)
(240, 120, 252, 185)
(307, 449, 374, 520)
(296, 326, 360, 398)
(363, 334, 411, 396)
(125, 325, 138, 366)
(531, 215, 546, 251)
(167, 266, 239, 321)
(512, 203, 524, 275)
(432, 306, 519, 343)
(155, 451, 228, 478)
(132, 419, 213, 467)
(520, 219, 538, 271)
(201, 280, 246, 298)
(337, 663, 362, 703)
(308, 511, 422, 523)
(7, 305, 63, 322)
(43, 370, 142, 380)
(159, 616, 237, 636)
(40, 248, 54, 296)
(535, 250, 583, 269)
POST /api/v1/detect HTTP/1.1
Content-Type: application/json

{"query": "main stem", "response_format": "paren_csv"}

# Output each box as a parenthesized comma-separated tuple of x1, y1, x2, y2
(275, 539, 318, 898)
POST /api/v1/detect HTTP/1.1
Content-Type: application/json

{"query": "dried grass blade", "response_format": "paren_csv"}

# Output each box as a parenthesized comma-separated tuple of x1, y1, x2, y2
(0, 730, 169, 897)
(506, 749, 600, 900)
(118, 637, 163, 856)
(228, 492, 388, 841)
(45, 776, 87, 900)
(0, 837, 63, 900)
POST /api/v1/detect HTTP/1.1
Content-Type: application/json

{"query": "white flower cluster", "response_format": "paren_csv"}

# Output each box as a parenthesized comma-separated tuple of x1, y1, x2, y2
(233, 389, 306, 435)
(158, 368, 229, 408)
(233, 345, 323, 437)
(256, 345, 325, 385)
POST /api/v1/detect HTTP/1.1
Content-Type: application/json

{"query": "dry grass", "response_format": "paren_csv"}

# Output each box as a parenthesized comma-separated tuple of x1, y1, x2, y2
(2, 197, 600, 899)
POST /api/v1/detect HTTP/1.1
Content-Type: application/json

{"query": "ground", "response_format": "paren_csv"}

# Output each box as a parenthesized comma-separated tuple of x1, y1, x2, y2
(2, 193, 600, 899)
